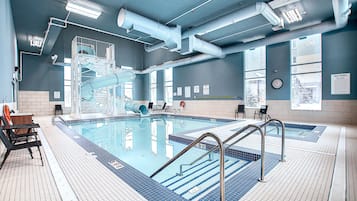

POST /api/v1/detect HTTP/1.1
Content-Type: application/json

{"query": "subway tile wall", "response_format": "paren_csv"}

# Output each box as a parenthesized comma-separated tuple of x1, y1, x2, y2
(19, 91, 64, 116)
(172, 100, 357, 125)
(17, 91, 357, 124)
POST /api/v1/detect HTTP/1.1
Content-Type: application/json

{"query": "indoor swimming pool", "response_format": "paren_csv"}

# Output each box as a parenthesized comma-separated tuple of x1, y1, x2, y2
(59, 115, 274, 200)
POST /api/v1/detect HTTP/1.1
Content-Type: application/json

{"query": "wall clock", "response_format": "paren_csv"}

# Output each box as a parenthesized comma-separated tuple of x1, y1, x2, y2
(271, 78, 283, 89)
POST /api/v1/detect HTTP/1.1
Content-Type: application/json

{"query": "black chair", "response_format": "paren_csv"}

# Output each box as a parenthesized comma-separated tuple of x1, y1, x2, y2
(54, 104, 63, 115)
(254, 105, 268, 120)
(0, 117, 43, 169)
(148, 102, 153, 110)
(235, 104, 245, 119)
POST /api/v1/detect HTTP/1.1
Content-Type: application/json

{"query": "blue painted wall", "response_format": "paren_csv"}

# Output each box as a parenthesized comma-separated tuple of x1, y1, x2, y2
(20, 24, 145, 101)
(266, 42, 290, 100)
(172, 53, 244, 100)
(0, 0, 17, 103)
(18, 19, 357, 103)
(322, 21, 357, 100)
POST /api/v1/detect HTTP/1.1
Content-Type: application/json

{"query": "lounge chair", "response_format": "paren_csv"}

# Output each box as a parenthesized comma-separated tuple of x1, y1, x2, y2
(235, 104, 246, 119)
(0, 105, 43, 169)
(254, 105, 269, 120)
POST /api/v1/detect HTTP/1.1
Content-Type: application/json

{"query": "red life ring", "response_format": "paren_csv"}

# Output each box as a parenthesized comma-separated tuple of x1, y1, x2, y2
(179, 101, 185, 108)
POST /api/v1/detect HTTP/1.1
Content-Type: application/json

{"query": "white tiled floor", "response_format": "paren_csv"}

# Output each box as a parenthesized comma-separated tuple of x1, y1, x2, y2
(0, 115, 356, 201)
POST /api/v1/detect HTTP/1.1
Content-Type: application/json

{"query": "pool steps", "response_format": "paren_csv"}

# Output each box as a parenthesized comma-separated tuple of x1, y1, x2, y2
(157, 158, 249, 200)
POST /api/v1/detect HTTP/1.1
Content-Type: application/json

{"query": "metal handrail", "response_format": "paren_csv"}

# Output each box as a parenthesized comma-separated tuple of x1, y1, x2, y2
(178, 119, 285, 178)
(150, 132, 226, 201)
(179, 124, 264, 176)
(260, 118, 286, 162)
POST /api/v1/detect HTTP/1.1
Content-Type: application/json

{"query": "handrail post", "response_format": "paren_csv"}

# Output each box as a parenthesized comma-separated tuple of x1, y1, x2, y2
(260, 119, 286, 162)
(280, 122, 286, 162)
(150, 132, 225, 201)
(248, 125, 265, 182)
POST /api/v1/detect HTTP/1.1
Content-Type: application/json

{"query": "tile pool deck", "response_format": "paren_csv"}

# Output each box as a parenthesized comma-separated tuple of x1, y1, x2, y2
(0, 115, 356, 201)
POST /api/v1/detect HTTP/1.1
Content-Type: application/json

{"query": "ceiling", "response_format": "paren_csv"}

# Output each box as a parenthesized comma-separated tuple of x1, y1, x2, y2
(10, 0, 357, 54)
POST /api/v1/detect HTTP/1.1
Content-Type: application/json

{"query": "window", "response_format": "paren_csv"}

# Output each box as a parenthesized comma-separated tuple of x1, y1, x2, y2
(164, 68, 173, 106)
(290, 34, 322, 110)
(244, 46, 266, 108)
(64, 60, 72, 107)
(150, 71, 157, 103)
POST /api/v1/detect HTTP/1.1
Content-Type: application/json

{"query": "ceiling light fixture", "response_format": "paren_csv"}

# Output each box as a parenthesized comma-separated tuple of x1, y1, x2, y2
(29, 36, 44, 48)
(282, 8, 302, 24)
(65, 0, 102, 19)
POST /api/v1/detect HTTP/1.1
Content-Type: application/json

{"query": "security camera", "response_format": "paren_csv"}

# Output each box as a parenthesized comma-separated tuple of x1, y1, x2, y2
(51, 54, 58, 64)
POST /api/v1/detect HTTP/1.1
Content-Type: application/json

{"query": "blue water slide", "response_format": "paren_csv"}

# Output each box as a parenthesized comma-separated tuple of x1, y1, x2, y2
(80, 70, 148, 114)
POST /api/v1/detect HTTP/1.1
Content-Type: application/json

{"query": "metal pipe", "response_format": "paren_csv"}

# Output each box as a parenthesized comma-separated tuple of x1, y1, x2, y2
(150, 132, 225, 201)
(52, 17, 153, 45)
(165, 0, 213, 25)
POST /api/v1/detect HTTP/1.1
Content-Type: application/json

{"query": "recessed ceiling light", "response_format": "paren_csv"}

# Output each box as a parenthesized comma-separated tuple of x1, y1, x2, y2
(282, 8, 303, 24)
(65, 0, 102, 19)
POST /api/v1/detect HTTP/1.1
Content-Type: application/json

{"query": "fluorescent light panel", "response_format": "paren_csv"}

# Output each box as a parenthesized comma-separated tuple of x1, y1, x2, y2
(66, 0, 101, 19)
(29, 36, 43, 48)
(282, 8, 302, 24)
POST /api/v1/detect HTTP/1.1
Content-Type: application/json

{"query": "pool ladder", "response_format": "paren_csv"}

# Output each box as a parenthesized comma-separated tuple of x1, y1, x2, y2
(150, 118, 286, 201)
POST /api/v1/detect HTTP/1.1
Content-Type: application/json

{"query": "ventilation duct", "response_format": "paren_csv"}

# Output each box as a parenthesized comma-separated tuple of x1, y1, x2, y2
(117, 8, 181, 51)
(183, 2, 282, 38)
(146, 2, 283, 52)
(181, 36, 224, 58)
(140, 0, 350, 74)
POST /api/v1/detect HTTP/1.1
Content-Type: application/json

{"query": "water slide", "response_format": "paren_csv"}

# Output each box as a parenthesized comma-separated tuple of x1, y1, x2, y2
(80, 70, 148, 115)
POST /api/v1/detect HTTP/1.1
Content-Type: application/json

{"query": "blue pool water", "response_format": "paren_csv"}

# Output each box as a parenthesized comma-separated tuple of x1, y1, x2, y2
(68, 116, 232, 175)
(67, 115, 251, 200)
(265, 123, 326, 142)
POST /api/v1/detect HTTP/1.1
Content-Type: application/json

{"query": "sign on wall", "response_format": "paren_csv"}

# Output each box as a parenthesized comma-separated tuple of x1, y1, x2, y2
(331, 73, 350, 95)
(185, 86, 191, 98)
(203, 84, 210, 95)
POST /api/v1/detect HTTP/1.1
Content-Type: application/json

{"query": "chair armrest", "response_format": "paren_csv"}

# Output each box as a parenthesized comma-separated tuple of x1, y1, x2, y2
(2, 123, 40, 130)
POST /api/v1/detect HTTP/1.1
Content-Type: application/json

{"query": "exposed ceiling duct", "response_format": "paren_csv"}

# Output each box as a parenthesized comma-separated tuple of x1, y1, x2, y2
(117, 8, 181, 51)
(182, 2, 282, 38)
(181, 36, 225, 58)
(139, 0, 350, 74)
(145, 2, 283, 53)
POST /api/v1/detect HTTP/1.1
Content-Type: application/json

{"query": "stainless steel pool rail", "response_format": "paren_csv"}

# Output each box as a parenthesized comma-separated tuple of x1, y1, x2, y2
(264, 119, 286, 162)
(178, 124, 266, 181)
(177, 119, 285, 180)
(150, 132, 226, 201)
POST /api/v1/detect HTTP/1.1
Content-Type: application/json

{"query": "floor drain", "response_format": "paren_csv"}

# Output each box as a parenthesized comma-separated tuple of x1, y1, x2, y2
(108, 160, 124, 170)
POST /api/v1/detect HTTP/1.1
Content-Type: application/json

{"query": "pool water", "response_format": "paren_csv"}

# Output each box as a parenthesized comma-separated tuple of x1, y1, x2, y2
(69, 116, 230, 175)
(68, 116, 250, 200)
(264, 123, 326, 142)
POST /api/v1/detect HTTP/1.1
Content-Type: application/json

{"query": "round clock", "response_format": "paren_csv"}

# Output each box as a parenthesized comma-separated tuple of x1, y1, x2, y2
(271, 78, 283, 89)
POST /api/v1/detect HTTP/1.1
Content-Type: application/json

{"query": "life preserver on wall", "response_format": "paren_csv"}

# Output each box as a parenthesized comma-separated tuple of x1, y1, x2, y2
(179, 100, 185, 108)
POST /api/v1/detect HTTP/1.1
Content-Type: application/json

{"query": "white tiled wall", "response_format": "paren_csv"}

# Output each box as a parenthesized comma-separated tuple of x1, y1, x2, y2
(19, 91, 64, 116)
(172, 100, 357, 125)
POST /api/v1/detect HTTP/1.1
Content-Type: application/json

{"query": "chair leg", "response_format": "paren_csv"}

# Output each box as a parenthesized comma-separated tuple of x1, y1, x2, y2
(0, 150, 11, 169)
(37, 146, 44, 166)
(28, 148, 34, 159)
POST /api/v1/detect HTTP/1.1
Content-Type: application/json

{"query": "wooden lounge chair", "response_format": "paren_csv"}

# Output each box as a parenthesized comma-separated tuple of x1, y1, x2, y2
(0, 106, 43, 169)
